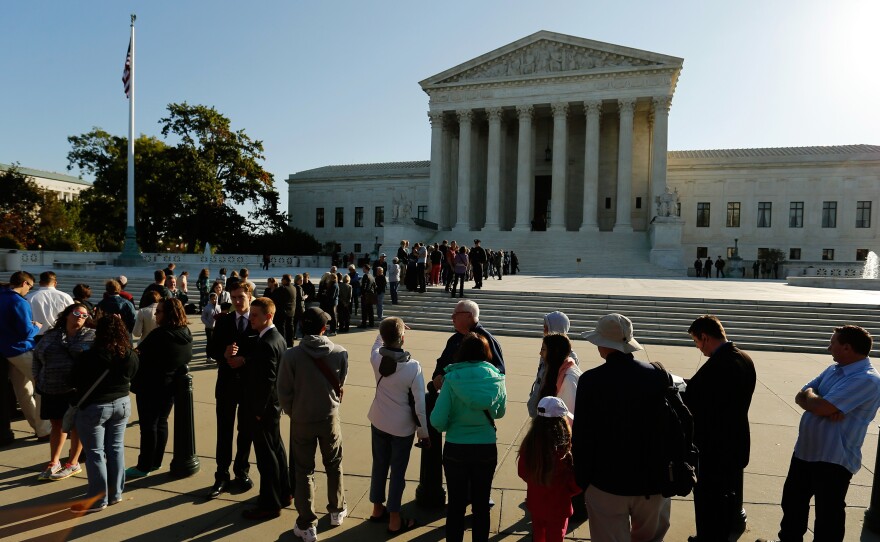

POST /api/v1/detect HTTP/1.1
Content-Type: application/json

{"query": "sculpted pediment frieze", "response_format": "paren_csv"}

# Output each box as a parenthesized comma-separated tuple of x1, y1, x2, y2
(435, 39, 664, 85)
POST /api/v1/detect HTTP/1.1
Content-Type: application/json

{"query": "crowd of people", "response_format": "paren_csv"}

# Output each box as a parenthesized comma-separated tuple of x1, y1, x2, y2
(1, 265, 879, 542)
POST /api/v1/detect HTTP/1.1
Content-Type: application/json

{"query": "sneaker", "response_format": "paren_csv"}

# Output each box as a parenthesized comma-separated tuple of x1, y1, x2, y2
(50, 462, 82, 480)
(293, 523, 318, 542)
(125, 466, 150, 479)
(37, 462, 61, 481)
(70, 502, 107, 514)
(330, 507, 347, 526)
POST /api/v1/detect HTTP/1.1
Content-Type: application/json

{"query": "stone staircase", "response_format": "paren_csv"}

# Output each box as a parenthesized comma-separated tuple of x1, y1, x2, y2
(420, 229, 683, 277)
(385, 288, 880, 355)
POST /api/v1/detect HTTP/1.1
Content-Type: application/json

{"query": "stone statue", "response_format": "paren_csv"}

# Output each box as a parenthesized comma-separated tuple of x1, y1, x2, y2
(401, 200, 412, 219)
(391, 194, 400, 221)
(655, 187, 680, 217)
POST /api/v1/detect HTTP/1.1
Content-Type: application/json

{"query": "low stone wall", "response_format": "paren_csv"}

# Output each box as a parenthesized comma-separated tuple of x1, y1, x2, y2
(787, 276, 880, 290)
(5, 250, 331, 271)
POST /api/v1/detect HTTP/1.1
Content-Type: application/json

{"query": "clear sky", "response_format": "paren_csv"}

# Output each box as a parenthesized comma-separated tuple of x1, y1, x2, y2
(2, 0, 877, 207)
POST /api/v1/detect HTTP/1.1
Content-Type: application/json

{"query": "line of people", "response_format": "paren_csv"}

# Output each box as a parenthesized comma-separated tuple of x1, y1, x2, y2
(2, 268, 878, 542)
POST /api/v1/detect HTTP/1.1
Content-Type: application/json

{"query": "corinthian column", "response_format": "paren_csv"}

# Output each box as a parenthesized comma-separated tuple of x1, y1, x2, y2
(454, 109, 473, 231)
(512, 105, 534, 231)
(614, 98, 635, 231)
(427, 111, 445, 227)
(651, 96, 671, 220)
(483, 107, 503, 231)
(581, 100, 601, 231)
(549, 102, 569, 231)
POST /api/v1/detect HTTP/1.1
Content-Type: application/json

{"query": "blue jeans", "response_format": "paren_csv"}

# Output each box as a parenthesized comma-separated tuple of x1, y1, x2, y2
(369, 425, 414, 512)
(377, 293, 385, 319)
(77, 396, 131, 508)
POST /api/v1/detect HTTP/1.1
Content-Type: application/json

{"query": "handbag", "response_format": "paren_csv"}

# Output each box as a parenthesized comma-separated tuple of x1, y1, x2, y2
(62, 369, 109, 433)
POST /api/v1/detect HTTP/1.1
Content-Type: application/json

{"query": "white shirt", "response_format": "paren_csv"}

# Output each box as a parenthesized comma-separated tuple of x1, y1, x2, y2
(27, 286, 74, 335)
(258, 324, 276, 338)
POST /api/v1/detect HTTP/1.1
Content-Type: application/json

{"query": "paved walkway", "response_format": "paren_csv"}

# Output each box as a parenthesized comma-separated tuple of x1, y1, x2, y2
(2, 272, 880, 540)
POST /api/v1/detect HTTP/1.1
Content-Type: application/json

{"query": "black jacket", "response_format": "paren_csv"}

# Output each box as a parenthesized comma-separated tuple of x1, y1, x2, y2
(73, 347, 139, 407)
(207, 311, 259, 380)
(272, 285, 296, 317)
(682, 342, 756, 469)
(572, 351, 668, 496)
(434, 323, 505, 379)
(244, 327, 286, 418)
(133, 325, 192, 392)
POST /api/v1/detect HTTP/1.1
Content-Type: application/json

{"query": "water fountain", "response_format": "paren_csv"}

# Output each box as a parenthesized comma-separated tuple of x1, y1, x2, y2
(862, 251, 879, 279)
(788, 249, 880, 290)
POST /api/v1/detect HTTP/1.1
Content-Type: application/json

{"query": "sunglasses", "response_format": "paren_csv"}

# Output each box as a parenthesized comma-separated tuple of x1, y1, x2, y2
(71, 311, 89, 319)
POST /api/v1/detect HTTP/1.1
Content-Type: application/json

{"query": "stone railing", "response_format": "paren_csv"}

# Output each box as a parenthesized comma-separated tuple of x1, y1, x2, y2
(5, 250, 330, 271)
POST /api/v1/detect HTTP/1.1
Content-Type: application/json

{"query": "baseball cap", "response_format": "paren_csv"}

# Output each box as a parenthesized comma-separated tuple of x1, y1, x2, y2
(537, 396, 573, 420)
(301, 307, 331, 329)
(581, 313, 643, 353)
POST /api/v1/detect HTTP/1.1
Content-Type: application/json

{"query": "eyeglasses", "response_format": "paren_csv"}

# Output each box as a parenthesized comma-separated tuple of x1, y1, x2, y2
(24, 281, 33, 288)
(71, 311, 89, 319)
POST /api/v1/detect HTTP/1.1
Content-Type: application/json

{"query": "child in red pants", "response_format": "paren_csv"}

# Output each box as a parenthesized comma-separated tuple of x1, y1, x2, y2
(517, 396, 581, 542)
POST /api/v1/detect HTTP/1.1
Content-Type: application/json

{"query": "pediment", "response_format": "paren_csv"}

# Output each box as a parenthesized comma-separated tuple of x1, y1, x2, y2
(420, 31, 683, 89)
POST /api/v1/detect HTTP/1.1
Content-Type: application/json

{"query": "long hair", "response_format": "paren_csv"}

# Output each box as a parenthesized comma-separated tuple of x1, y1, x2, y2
(518, 416, 572, 486)
(539, 333, 572, 399)
(94, 314, 131, 359)
(159, 298, 188, 328)
(454, 332, 492, 363)
(52, 302, 90, 330)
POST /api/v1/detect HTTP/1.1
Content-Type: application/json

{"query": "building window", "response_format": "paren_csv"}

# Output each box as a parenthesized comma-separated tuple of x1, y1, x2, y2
(635, 197, 642, 209)
(375, 206, 384, 227)
(822, 201, 837, 228)
(857, 249, 870, 261)
(822, 249, 835, 261)
(315, 207, 324, 228)
(605, 197, 611, 209)
(757, 202, 772, 228)
(789, 202, 803, 228)
(696, 203, 710, 227)
(418, 205, 428, 220)
(334, 207, 344, 228)
(726, 202, 740, 227)
(354, 207, 364, 228)
(696, 247, 708, 258)
(789, 248, 801, 260)
(354, 243, 362, 253)
(857, 201, 871, 228)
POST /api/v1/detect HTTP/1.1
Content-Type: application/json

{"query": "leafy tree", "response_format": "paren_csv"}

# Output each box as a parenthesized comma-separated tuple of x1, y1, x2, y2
(0, 164, 44, 247)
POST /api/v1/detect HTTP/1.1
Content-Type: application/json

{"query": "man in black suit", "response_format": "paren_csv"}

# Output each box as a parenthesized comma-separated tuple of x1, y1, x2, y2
(684, 315, 756, 542)
(206, 281, 258, 498)
(272, 274, 296, 347)
(470, 239, 487, 289)
(237, 297, 291, 520)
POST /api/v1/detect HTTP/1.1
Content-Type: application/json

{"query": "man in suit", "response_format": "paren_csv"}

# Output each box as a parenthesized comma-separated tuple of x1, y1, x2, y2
(272, 274, 296, 347)
(206, 281, 258, 498)
(470, 239, 487, 289)
(684, 315, 756, 542)
(237, 297, 291, 520)
(358, 264, 376, 328)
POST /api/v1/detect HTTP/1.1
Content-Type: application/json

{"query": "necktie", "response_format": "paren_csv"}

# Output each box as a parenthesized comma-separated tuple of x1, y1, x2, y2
(238, 315, 247, 333)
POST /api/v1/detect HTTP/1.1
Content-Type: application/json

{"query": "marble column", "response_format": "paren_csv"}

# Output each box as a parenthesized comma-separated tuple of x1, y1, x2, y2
(454, 109, 473, 231)
(581, 100, 601, 231)
(427, 111, 445, 227)
(483, 107, 503, 231)
(650, 96, 671, 219)
(549, 102, 569, 231)
(614, 98, 635, 231)
(513, 105, 534, 231)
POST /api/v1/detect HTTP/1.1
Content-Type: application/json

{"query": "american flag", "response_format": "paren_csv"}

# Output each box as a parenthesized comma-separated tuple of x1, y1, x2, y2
(122, 39, 132, 98)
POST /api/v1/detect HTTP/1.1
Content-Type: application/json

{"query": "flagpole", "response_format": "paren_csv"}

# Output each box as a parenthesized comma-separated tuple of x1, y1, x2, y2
(118, 13, 142, 266)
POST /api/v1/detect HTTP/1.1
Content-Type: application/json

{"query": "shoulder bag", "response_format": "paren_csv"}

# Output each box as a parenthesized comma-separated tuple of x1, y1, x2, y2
(62, 369, 110, 433)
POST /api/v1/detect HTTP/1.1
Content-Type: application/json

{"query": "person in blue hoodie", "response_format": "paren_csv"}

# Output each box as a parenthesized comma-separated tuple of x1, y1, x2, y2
(430, 332, 506, 542)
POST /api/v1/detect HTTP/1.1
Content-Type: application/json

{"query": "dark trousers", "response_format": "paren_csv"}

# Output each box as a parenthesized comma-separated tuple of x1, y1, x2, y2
(389, 282, 399, 304)
(416, 262, 426, 292)
(0, 355, 12, 442)
(250, 412, 291, 509)
(338, 304, 351, 331)
(452, 273, 465, 297)
(443, 442, 497, 542)
(214, 375, 252, 481)
(778, 456, 852, 542)
(472, 262, 484, 287)
(694, 462, 743, 541)
(292, 312, 302, 340)
(135, 390, 174, 472)
(276, 314, 294, 347)
(361, 300, 374, 326)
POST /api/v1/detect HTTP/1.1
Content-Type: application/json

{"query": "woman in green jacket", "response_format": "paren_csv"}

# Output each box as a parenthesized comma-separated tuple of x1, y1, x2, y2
(430, 333, 506, 542)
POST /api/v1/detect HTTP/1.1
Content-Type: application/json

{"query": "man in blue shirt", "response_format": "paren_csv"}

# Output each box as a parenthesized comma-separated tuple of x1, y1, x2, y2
(758, 325, 880, 542)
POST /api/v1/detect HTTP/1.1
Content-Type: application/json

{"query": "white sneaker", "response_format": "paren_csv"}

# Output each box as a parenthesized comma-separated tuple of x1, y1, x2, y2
(293, 523, 318, 542)
(50, 462, 82, 480)
(37, 462, 62, 481)
(330, 507, 347, 526)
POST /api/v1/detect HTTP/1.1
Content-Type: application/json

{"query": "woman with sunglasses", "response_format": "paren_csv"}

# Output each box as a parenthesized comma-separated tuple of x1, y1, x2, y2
(32, 302, 95, 481)
(126, 298, 193, 478)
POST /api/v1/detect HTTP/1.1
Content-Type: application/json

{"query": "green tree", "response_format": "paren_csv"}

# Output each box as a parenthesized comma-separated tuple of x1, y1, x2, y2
(0, 164, 44, 247)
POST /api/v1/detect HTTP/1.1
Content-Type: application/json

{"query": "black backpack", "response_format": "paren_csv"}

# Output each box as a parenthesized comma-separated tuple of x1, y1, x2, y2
(650, 362, 699, 498)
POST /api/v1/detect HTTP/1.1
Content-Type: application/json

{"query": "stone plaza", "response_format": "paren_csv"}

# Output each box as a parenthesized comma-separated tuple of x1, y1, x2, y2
(1, 266, 880, 540)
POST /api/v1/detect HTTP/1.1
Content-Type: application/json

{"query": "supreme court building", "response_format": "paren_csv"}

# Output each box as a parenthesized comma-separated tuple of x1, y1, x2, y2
(287, 31, 880, 275)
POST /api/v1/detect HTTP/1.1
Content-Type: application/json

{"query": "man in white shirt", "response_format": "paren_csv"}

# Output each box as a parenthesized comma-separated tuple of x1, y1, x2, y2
(26, 271, 73, 336)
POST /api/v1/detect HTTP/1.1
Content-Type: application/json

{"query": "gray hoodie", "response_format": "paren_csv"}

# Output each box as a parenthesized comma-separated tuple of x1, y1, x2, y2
(278, 334, 348, 424)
